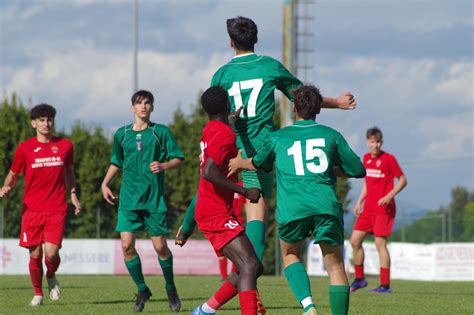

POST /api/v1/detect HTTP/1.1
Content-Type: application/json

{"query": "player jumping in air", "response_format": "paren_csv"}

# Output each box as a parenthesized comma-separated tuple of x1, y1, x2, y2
(101, 90, 184, 312)
(349, 127, 407, 293)
(211, 16, 357, 265)
(0, 104, 82, 306)
(229, 86, 366, 315)
(192, 87, 263, 315)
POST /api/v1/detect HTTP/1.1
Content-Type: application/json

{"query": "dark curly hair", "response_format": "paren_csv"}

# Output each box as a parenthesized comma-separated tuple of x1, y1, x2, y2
(30, 103, 56, 120)
(293, 85, 323, 120)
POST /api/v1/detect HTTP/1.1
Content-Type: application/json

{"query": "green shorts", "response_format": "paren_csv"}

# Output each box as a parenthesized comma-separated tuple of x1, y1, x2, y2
(241, 170, 274, 198)
(116, 210, 168, 236)
(279, 214, 344, 246)
(239, 139, 274, 198)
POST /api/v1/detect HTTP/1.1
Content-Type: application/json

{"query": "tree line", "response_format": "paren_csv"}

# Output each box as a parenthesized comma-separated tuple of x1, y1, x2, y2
(391, 186, 474, 242)
(1, 94, 350, 273)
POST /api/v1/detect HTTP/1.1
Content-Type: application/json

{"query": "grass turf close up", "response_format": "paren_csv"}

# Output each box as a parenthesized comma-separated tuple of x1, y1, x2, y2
(1, 275, 473, 314)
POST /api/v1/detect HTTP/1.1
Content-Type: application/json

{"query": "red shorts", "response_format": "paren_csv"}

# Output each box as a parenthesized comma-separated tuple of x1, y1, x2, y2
(20, 211, 67, 248)
(353, 210, 395, 237)
(197, 213, 245, 257)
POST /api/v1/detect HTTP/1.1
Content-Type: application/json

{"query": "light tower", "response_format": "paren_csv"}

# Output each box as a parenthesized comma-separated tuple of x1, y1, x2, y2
(281, 0, 315, 127)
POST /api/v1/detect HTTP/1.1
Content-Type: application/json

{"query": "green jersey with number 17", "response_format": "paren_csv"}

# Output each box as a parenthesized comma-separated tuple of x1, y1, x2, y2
(253, 120, 366, 225)
(211, 53, 302, 155)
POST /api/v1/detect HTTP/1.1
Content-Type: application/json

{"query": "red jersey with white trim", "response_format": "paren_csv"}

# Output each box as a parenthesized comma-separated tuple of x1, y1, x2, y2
(195, 120, 238, 223)
(11, 136, 74, 213)
(363, 151, 403, 214)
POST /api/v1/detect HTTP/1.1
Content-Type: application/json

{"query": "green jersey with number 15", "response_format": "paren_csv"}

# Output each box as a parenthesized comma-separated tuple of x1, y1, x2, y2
(253, 120, 366, 225)
(211, 53, 302, 155)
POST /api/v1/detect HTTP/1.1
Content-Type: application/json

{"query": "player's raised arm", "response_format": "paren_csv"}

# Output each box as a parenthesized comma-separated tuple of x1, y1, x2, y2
(0, 170, 18, 198)
(322, 92, 357, 110)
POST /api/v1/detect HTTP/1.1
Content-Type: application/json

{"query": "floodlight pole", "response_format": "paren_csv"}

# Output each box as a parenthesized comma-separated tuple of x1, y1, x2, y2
(133, 0, 139, 92)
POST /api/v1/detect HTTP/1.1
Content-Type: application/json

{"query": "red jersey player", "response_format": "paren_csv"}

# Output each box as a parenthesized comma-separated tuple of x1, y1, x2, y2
(0, 104, 81, 306)
(349, 127, 407, 293)
(192, 87, 262, 315)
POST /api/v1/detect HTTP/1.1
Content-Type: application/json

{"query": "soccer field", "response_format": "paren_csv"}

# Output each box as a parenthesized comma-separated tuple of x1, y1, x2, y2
(1, 275, 473, 314)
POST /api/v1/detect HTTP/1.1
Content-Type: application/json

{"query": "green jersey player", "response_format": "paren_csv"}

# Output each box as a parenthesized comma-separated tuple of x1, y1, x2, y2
(211, 16, 357, 262)
(101, 90, 184, 313)
(229, 86, 365, 315)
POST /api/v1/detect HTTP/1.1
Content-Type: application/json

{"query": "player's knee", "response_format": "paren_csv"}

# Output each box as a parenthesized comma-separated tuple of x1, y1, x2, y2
(44, 252, 59, 261)
(350, 238, 362, 248)
(240, 257, 263, 278)
(121, 243, 136, 256)
(374, 238, 387, 250)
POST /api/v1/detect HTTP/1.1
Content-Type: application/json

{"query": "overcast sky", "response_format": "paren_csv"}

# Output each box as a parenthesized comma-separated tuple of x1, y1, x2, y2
(1, 0, 473, 212)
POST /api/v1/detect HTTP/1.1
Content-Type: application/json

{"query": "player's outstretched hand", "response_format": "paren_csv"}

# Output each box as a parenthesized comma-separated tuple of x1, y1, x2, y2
(0, 186, 11, 198)
(245, 188, 261, 204)
(71, 193, 82, 216)
(175, 225, 190, 247)
(337, 91, 357, 110)
(228, 150, 244, 177)
(101, 185, 117, 205)
(150, 161, 164, 173)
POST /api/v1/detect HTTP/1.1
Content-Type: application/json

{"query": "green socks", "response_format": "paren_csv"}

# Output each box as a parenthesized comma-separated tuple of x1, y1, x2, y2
(159, 252, 176, 292)
(329, 285, 350, 315)
(284, 262, 313, 305)
(181, 194, 197, 235)
(125, 255, 147, 292)
(246, 220, 266, 262)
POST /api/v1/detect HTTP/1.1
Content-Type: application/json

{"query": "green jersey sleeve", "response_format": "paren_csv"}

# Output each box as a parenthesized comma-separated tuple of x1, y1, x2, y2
(210, 67, 224, 87)
(155, 125, 185, 161)
(333, 132, 366, 178)
(275, 61, 303, 101)
(111, 127, 125, 168)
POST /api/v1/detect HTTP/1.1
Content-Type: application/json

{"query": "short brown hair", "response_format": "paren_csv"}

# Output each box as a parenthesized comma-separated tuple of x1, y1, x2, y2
(366, 127, 383, 140)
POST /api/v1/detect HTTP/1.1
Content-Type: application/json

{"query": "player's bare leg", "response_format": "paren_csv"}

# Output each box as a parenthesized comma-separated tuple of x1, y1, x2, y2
(349, 230, 369, 292)
(320, 242, 350, 315)
(193, 234, 263, 315)
(28, 245, 44, 306)
(121, 232, 151, 312)
(151, 235, 180, 312)
(245, 197, 269, 313)
(223, 234, 263, 314)
(372, 236, 392, 293)
(280, 239, 317, 314)
(44, 242, 61, 301)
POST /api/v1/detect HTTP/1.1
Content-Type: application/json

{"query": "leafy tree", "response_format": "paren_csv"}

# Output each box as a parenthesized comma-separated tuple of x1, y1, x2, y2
(449, 186, 473, 241)
(0, 95, 34, 237)
(65, 123, 120, 238)
(462, 202, 474, 241)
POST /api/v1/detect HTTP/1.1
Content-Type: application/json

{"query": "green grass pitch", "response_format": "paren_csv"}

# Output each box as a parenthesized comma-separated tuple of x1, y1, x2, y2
(1, 275, 473, 314)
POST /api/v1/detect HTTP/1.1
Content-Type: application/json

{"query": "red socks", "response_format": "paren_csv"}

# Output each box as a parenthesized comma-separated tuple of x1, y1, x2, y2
(207, 280, 238, 309)
(45, 256, 61, 278)
(231, 263, 238, 273)
(354, 264, 365, 279)
(380, 267, 390, 286)
(29, 257, 43, 296)
(239, 290, 257, 315)
(219, 258, 228, 280)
